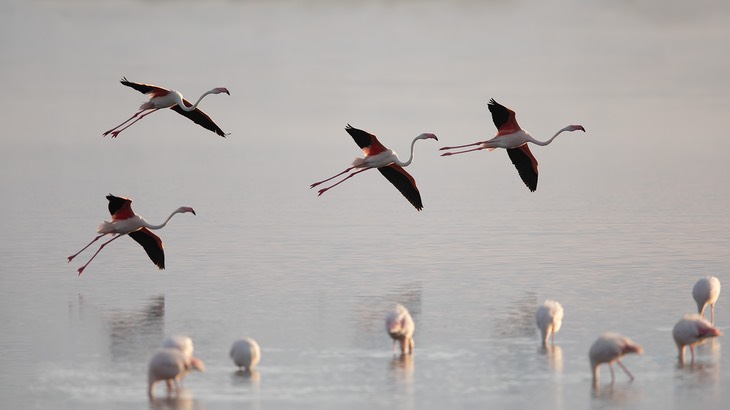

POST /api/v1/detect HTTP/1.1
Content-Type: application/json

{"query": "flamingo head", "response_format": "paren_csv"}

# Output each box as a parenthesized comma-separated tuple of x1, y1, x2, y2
(188, 357, 206, 372)
(213, 87, 230, 95)
(568, 124, 585, 132)
(622, 342, 644, 355)
(699, 325, 723, 338)
(177, 206, 197, 216)
(417, 133, 438, 141)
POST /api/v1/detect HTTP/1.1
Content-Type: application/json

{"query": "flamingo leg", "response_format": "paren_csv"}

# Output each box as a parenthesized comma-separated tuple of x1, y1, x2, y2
(76, 234, 124, 276)
(104, 108, 160, 138)
(67, 233, 108, 262)
(439, 140, 490, 151)
(310, 166, 357, 188)
(316, 167, 372, 196)
(440, 145, 490, 156)
(103, 109, 151, 136)
(689, 345, 696, 365)
(608, 363, 615, 384)
(616, 359, 634, 381)
(711, 304, 715, 325)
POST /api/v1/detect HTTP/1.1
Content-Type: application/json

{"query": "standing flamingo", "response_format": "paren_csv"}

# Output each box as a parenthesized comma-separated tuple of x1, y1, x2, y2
(148, 348, 205, 398)
(162, 335, 194, 359)
(67, 194, 196, 275)
(536, 300, 564, 348)
(440, 99, 585, 191)
(385, 304, 415, 355)
(230, 337, 261, 371)
(589, 332, 643, 386)
(692, 276, 721, 325)
(103, 77, 230, 138)
(310, 125, 438, 211)
(672, 314, 723, 365)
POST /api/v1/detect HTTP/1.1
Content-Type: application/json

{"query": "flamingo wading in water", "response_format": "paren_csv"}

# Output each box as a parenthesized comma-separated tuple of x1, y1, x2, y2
(385, 304, 415, 355)
(536, 299, 564, 348)
(230, 337, 261, 371)
(103, 77, 230, 138)
(692, 276, 721, 325)
(310, 125, 438, 210)
(440, 99, 585, 191)
(588, 332, 643, 387)
(148, 348, 205, 399)
(672, 314, 723, 365)
(67, 194, 196, 275)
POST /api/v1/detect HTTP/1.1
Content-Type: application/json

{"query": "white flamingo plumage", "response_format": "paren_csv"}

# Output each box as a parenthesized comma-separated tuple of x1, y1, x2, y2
(672, 314, 723, 365)
(536, 300, 564, 347)
(230, 337, 261, 371)
(147, 348, 205, 398)
(692, 276, 721, 325)
(385, 304, 415, 355)
(589, 332, 643, 386)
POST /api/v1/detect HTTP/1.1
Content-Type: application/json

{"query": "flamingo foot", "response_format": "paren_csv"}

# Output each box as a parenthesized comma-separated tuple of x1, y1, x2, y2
(109, 130, 122, 138)
(317, 188, 329, 196)
(67, 255, 74, 263)
(441, 152, 453, 156)
(310, 182, 321, 189)
(77, 267, 85, 276)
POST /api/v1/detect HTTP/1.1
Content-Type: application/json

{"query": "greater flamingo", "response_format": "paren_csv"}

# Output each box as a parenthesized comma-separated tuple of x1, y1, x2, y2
(103, 77, 230, 138)
(692, 276, 721, 325)
(440, 99, 585, 191)
(386, 304, 415, 355)
(672, 314, 723, 365)
(589, 332, 643, 386)
(230, 337, 261, 371)
(162, 335, 194, 359)
(67, 194, 196, 275)
(147, 348, 205, 398)
(536, 300, 564, 347)
(310, 125, 438, 210)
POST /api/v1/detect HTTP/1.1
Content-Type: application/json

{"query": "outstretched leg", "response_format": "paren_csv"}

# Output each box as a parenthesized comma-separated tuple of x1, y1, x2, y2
(68, 233, 109, 262)
(608, 363, 616, 384)
(103, 108, 160, 138)
(76, 234, 124, 275)
(616, 359, 634, 381)
(310, 166, 357, 188)
(317, 167, 372, 196)
(441, 145, 490, 156)
(439, 140, 490, 151)
(103, 109, 150, 136)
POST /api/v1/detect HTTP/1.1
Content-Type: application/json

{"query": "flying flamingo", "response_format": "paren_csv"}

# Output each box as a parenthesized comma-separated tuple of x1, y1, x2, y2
(148, 348, 205, 398)
(672, 314, 723, 365)
(67, 194, 196, 275)
(692, 276, 721, 325)
(310, 125, 438, 210)
(103, 77, 230, 138)
(536, 300, 564, 348)
(589, 332, 643, 386)
(440, 99, 585, 191)
(230, 337, 261, 371)
(386, 304, 415, 355)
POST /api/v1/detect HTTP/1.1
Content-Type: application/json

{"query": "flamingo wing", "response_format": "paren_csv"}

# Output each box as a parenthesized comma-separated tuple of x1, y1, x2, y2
(378, 164, 423, 211)
(506, 145, 538, 192)
(345, 124, 388, 156)
(106, 194, 135, 220)
(128, 228, 165, 269)
(488, 99, 520, 133)
(171, 99, 228, 137)
(119, 77, 169, 96)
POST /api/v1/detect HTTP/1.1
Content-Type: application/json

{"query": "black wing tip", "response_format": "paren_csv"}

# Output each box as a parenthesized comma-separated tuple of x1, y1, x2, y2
(345, 124, 354, 130)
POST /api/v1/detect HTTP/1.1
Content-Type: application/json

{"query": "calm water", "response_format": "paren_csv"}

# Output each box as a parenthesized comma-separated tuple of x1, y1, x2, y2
(1, 1, 729, 409)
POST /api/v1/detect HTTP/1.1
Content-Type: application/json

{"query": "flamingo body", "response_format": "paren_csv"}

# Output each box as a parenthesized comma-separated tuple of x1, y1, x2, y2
(440, 99, 585, 191)
(103, 77, 229, 138)
(536, 300, 564, 347)
(310, 125, 438, 210)
(230, 337, 261, 371)
(385, 304, 415, 355)
(589, 332, 643, 386)
(672, 314, 723, 364)
(147, 348, 205, 398)
(162, 335, 194, 359)
(67, 194, 196, 275)
(692, 276, 721, 324)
